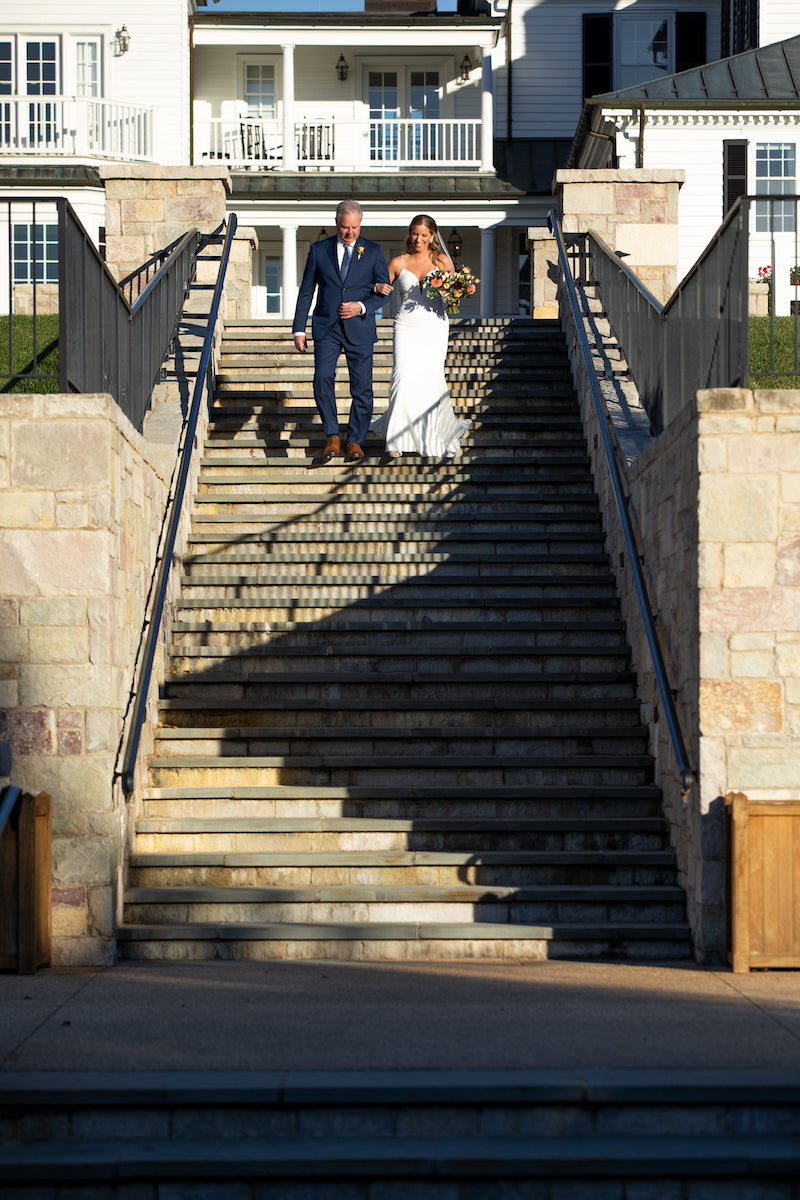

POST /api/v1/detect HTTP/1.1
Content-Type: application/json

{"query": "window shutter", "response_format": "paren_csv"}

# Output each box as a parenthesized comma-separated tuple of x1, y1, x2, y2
(723, 139, 748, 217)
(676, 12, 708, 73)
(583, 14, 613, 97)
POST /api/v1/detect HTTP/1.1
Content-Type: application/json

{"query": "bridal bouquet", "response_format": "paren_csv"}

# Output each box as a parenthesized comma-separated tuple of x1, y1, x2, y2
(423, 265, 479, 316)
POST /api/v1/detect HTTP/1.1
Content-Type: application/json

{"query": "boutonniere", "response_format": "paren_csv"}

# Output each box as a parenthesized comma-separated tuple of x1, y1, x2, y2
(355, 244, 365, 259)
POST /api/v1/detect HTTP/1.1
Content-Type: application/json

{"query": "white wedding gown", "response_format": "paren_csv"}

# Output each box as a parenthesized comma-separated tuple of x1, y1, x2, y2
(370, 267, 470, 458)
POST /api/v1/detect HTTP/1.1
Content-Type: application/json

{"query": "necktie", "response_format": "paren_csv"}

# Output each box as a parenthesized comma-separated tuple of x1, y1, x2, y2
(340, 244, 352, 280)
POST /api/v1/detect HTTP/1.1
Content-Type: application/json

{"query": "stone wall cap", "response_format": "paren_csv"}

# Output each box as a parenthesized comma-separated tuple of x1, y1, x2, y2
(696, 388, 754, 412)
(754, 388, 800, 413)
(100, 165, 231, 192)
(554, 169, 686, 184)
(235, 226, 259, 246)
(528, 227, 554, 241)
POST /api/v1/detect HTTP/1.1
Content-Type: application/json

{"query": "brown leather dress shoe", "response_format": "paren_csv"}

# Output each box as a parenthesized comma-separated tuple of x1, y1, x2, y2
(311, 434, 340, 467)
(344, 442, 365, 462)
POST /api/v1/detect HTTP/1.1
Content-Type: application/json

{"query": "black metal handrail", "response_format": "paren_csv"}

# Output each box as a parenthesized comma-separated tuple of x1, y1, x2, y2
(58, 200, 200, 431)
(118, 234, 192, 307)
(585, 197, 750, 434)
(548, 209, 694, 795)
(120, 214, 238, 796)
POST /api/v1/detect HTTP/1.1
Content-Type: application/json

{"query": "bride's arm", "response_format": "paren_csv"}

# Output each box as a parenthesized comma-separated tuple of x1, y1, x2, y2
(374, 256, 402, 296)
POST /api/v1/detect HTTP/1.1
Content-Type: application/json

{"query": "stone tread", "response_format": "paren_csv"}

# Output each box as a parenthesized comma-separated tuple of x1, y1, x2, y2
(135, 817, 663, 833)
(182, 551, 611, 565)
(115, 920, 690, 943)
(1, 1133, 795, 1178)
(125, 884, 683, 902)
(153, 726, 646, 741)
(148, 755, 652, 771)
(157, 697, 643, 712)
(130, 850, 676, 867)
(142, 784, 662, 801)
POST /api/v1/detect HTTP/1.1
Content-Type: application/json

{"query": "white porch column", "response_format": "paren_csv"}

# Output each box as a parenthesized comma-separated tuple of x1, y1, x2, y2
(282, 223, 298, 319)
(282, 44, 296, 171)
(480, 226, 495, 317)
(480, 55, 494, 173)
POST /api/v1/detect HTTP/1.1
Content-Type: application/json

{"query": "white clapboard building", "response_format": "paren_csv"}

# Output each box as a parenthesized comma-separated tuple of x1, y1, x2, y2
(4, 0, 795, 315)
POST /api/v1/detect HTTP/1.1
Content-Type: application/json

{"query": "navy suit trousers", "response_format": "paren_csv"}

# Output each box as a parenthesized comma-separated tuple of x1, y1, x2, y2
(313, 324, 375, 446)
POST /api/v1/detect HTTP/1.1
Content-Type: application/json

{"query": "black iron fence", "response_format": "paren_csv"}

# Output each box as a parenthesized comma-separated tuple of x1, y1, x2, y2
(569, 198, 750, 434)
(2, 197, 199, 432)
(568, 196, 800, 434)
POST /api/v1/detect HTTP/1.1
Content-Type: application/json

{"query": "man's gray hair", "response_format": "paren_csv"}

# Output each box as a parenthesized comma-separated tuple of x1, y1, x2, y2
(336, 200, 363, 221)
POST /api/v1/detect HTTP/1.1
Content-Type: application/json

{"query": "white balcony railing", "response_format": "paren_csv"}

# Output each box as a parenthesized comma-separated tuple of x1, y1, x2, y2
(195, 117, 482, 171)
(0, 96, 155, 161)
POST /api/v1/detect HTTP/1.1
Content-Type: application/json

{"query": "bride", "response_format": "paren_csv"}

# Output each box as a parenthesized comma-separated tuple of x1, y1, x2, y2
(370, 215, 470, 460)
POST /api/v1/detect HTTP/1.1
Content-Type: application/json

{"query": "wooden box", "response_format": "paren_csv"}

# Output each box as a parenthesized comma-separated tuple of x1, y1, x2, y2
(726, 790, 800, 973)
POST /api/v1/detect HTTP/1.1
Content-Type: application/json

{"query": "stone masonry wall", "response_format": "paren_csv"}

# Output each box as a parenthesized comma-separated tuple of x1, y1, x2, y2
(0, 395, 174, 965)
(560, 284, 800, 960)
(531, 169, 685, 319)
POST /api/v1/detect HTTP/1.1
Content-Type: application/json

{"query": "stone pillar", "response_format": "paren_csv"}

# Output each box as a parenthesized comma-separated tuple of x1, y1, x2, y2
(281, 224, 299, 320)
(528, 226, 558, 320)
(0, 394, 174, 965)
(553, 168, 685, 305)
(480, 226, 495, 318)
(480, 55, 494, 174)
(225, 226, 258, 321)
(100, 165, 231, 282)
(282, 45, 297, 171)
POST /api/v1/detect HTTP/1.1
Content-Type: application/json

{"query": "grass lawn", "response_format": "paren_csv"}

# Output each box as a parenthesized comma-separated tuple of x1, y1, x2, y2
(749, 315, 800, 389)
(0, 314, 60, 393)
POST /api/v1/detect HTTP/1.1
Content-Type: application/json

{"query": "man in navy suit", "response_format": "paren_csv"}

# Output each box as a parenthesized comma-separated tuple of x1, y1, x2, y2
(293, 200, 390, 465)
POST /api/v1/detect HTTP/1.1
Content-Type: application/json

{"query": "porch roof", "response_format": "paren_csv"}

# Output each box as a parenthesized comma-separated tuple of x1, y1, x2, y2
(229, 171, 523, 200)
(191, 11, 501, 49)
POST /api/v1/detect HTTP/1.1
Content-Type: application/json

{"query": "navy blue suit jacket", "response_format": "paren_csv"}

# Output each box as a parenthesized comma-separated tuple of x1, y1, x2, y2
(293, 236, 389, 346)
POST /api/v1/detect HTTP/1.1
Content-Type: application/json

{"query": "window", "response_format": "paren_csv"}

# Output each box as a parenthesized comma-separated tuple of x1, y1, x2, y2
(582, 12, 707, 96)
(0, 40, 12, 94)
(755, 143, 796, 233)
(13, 223, 59, 284)
(369, 70, 399, 161)
(76, 40, 99, 97)
(618, 17, 669, 89)
(244, 64, 275, 118)
(264, 256, 281, 314)
(26, 40, 58, 95)
(409, 71, 440, 160)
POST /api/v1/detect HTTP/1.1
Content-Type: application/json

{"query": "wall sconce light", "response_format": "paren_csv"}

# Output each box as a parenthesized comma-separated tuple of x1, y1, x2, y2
(113, 25, 132, 56)
(317, 229, 328, 240)
(459, 54, 473, 82)
(449, 229, 463, 259)
(336, 55, 349, 82)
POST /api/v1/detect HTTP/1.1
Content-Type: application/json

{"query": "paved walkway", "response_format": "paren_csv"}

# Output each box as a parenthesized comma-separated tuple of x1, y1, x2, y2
(3, 959, 800, 1073)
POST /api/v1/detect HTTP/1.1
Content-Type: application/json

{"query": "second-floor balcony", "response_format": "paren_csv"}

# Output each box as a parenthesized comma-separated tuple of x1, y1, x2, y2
(0, 96, 155, 161)
(194, 116, 483, 172)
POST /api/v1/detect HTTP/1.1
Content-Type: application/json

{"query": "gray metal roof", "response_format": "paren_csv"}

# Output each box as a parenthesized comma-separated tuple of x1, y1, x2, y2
(595, 34, 800, 103)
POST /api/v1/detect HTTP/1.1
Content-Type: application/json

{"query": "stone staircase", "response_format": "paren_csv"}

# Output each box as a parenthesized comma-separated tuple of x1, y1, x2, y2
(117, 317, 693, 962)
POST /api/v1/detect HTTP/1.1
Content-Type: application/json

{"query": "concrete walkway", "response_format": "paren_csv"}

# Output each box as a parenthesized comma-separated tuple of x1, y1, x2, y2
(3, 959, 800, 1074)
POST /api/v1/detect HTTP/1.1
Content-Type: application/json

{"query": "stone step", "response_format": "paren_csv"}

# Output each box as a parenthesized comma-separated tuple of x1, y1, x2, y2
(156, 697, 644, 728)
(187, 512, 605, 533)
(145, 762, 652, 790)
(153, 726, 647, 754)
(182, 547, 610, 566)
(6, 1068, 800, 1188)
(123, 890, 687, 926)
(115, 920, 692, 961)
(138, 784, 665, 822)
(132, 830, 669, 855)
